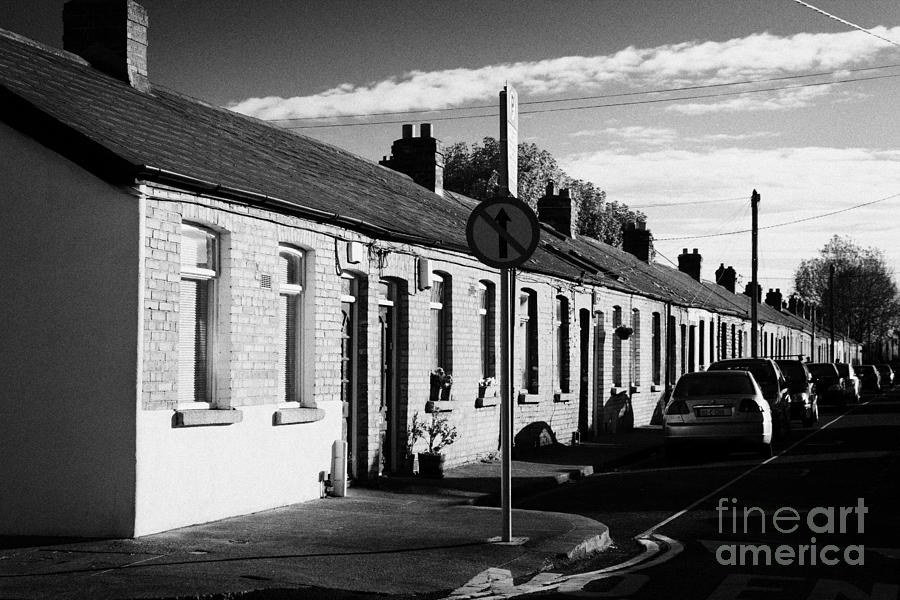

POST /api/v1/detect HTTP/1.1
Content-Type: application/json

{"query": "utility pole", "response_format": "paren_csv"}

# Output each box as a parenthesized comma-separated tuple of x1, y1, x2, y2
(830, 263, 835, 363)
(751, 190, 760, 358)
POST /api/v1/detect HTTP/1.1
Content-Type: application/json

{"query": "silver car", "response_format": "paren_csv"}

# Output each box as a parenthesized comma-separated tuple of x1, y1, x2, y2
(664, 370, 773, 457)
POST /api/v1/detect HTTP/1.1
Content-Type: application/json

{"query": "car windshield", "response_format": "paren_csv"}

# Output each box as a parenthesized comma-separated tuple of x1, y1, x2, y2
(674, 373, 755, 397)
(709, 361, 775, 385)
(808, 363, 839, 378)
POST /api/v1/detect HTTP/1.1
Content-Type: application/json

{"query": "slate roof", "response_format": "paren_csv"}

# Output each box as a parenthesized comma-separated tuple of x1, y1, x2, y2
(0, 26, 823, 331)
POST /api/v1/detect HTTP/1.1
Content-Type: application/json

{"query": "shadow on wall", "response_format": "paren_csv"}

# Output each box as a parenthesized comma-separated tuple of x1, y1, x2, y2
(514, 421, 557, 457)
(602, 390, 634, 433)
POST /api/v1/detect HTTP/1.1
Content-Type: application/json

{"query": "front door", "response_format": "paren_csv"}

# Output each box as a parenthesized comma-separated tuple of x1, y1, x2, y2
(579, 309, 590, 435)
(378, 280, 397, 474)
(340, 273, 358, 478)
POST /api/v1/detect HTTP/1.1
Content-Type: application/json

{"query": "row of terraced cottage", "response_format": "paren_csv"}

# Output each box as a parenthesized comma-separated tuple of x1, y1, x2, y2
(0, 0, 861, 538)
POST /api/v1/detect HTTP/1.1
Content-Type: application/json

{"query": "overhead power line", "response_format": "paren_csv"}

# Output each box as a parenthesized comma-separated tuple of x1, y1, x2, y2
(789, 0, 900, 49)
(629, 196, 747, 209)
(266, 62, 900, 124)
(656, 191, 900, 241)
(277, 71, 900, 129)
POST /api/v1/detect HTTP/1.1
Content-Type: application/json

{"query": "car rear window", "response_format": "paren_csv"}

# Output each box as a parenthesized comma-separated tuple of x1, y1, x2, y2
(835, 364, 850, 378)
(709, 361, 775, 385)
(776, 361, 806, 382)
(674, 373, 755, 397)
(808, 363, 839, 378)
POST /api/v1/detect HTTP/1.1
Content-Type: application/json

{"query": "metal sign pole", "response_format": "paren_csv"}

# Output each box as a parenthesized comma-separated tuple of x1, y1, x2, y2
(500, 267, 512, 542)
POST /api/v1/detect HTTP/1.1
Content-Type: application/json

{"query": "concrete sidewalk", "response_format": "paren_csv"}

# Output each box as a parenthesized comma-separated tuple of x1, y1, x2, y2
(375, 425, 664, 504)
(0, 428, 662, 599)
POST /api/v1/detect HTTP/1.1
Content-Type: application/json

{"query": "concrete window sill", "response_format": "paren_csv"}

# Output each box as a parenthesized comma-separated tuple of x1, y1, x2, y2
(426, 400, 454, 413)
(651, 384, 662, 393)
(273, 407, 325, 425)
(553, 392, 574, 403)
(174, 408, 243, 428)
(610, 386, 629, 396)
(630, 386, 641, 394)
(518, 394, 541, 405)
(475, 397, 498, 408)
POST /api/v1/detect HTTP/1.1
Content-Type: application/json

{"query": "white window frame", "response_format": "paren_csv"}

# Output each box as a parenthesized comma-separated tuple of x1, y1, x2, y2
(278, 246, 304, 408)
(177, 223, 218, 410)
(430, 272, 446, 370)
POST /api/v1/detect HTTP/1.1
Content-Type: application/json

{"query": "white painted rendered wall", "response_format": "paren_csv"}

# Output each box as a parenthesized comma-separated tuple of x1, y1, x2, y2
(134, 401, 341, 535)
(0, 123, 140, 537)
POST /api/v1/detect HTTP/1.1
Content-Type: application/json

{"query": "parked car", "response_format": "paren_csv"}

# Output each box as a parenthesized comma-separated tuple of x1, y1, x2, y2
(875, 364, 895, 390)
(775, 359, 818, 426)
(834, 363, 861, 404)
(707, 358, 791, 439)
(807, 363, 846, 406)
(854, 364, 881, 393)
(664, 371, 773, 457)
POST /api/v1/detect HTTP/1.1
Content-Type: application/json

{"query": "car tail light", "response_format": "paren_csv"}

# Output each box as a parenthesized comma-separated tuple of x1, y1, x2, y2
(666, 400, 689, 415)
(738, 398, 762, 413)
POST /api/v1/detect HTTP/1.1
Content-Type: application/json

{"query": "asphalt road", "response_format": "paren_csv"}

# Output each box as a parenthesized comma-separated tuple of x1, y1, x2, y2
(499, 389, 900, 599)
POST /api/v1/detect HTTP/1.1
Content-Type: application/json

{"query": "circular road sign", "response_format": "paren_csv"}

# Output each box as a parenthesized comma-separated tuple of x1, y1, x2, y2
(466, 197, 541, 269)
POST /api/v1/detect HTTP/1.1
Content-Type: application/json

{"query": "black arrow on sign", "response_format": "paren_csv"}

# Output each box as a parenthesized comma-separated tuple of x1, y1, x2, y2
(495, 208, 511, 258)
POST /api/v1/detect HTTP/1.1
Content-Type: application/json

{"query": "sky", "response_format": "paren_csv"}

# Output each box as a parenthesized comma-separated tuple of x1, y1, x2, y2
(4, 0, 900, 297)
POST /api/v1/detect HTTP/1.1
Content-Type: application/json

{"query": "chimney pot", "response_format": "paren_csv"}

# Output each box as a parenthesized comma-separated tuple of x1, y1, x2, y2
(402, 124, 414, 138)
(692, 248, 698, 254)
(420, 123, 432, 138)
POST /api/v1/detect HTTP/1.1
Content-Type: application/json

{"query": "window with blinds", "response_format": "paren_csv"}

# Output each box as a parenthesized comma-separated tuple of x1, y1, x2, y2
(429, 273, 446, 370)
(178, 223, 217, 405)
(278, 248, 304, 403)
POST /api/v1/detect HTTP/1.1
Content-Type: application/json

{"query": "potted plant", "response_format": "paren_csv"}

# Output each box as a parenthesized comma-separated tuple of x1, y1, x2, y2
(429, 368, 453, 402)
(477, 376, 497, 399)
(417, 413, 460, 479)
(404, 412, 425, 474)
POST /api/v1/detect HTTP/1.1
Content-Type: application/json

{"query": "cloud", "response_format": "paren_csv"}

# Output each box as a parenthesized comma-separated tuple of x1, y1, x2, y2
(571, 126, 678, 146)
(666, 86, 833, 114)
(229, 27, 900, 121)
(559, 145, 900, 287)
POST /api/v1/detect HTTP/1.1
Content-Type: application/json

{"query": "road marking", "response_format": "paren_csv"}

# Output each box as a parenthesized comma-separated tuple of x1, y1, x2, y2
(636, 401, 871, 539)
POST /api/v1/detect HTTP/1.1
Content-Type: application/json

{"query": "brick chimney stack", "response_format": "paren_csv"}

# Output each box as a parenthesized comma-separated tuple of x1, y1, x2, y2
(744, 282, 762, 303)
(63, 0, 150, 92)
(537, 181, 578, 238)
(622, 220, 653, 262)
(379, 123, 444, 196)
(715, 263, 737, 294)
(765, 288, 784, 311)
(678, 248, 702, 281)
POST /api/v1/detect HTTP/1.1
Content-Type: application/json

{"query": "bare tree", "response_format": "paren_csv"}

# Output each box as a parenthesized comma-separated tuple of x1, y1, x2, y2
(794, 235, 900, 346)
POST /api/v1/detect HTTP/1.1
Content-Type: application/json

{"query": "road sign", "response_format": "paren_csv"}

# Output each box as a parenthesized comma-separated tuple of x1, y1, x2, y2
(500, 84, 518, 198)
(466, 197, 540, 269)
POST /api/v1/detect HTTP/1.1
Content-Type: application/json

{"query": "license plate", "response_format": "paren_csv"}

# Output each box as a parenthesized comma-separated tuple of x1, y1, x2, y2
(696, 406, 731, 417)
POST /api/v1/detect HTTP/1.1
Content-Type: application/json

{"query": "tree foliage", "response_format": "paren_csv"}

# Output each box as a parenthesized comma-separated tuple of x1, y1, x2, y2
(793, 235, 900, 343)
(443, 137, 646, 247)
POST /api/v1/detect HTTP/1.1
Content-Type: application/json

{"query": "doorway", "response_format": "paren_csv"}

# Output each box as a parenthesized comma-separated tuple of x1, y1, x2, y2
(579, 309, 590, 435)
